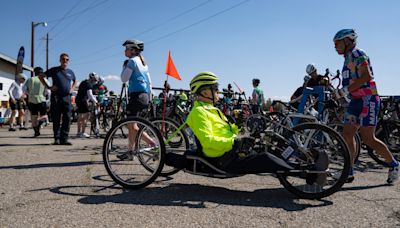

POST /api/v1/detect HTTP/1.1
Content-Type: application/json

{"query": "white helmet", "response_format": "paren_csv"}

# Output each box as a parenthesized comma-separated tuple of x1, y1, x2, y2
(88, 72, 98, 81)
(306, 64, 316, 75)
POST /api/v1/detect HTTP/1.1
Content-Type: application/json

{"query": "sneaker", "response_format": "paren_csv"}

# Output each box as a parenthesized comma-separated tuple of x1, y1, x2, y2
(387, 165, 399, 184)
(76, 133, 82, 138)
(332, 171, 355, 183)
(82, 133, 90, 138)
(117, 152, 133, 161)
(8, 128, 16, 132)
(19, 127, 28, 130)
(53, 139, 60, 145)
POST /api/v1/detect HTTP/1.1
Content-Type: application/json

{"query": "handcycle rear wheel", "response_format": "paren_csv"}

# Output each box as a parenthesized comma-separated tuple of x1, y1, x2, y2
(103, 117, 165, 189)
(277, 123, 351, 199)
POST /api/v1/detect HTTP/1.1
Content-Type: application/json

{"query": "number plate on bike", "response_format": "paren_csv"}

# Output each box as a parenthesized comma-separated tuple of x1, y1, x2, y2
(282, 146, 294, 159)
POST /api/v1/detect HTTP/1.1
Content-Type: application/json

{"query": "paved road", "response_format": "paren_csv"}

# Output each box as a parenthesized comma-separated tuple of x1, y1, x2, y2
(0, 124, 399, 227)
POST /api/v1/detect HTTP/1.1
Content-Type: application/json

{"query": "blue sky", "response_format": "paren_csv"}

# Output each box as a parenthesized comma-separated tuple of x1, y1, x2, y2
(1, 0, 399, 100)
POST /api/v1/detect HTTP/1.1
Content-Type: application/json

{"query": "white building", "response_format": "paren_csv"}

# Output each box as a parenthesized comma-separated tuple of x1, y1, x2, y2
(0, 52, 33, 118)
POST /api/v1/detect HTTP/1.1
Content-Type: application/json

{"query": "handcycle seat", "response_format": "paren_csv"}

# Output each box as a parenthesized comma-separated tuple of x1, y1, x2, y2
(166, 137, 239, 178)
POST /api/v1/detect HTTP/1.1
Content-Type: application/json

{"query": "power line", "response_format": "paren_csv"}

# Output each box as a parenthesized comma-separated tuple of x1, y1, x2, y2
(73, 0, 250, 66)
(148, 0, 250, 45)
(47, 0, 83, 34)
(46, 0, 110, 24)
(73, 0, 214, 62)
(51, 0, 111, 40)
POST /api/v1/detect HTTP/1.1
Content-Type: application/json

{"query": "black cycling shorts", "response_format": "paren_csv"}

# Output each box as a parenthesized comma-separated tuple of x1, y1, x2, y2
(10, 99, 25, 111)
(76, 99, 90, 113)
(127, 92, 149, 116)
(29, 102, 47, 115)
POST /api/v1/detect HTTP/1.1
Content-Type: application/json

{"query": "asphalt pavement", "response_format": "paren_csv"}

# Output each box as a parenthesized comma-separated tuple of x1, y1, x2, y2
(0, 123, 399, 227)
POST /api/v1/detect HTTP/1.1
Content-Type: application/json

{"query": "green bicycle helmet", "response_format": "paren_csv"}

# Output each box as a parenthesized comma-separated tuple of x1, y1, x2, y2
(190, 71, 219, 94)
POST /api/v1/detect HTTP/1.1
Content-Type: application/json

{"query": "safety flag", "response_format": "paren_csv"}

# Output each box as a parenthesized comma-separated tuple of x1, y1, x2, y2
(165, 51, 181, 80)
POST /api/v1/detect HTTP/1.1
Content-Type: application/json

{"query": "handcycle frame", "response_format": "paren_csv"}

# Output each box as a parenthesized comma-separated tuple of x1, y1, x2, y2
(103, 116, 351, 199)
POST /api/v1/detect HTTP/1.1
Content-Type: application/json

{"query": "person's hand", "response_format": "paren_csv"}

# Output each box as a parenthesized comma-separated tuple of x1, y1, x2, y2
(333, 87, 348, 99)
(234, 137, 256, 158)
(50, 85, 58, 92)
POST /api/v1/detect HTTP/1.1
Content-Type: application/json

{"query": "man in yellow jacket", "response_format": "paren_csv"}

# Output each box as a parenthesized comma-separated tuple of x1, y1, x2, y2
(186, 72, 289, 174)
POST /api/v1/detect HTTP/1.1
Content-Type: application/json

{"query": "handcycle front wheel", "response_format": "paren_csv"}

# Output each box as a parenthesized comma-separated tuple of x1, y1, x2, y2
(138, 117, 190, 177)
(276, 122, 351, 199)
(102, 117, 166, 189)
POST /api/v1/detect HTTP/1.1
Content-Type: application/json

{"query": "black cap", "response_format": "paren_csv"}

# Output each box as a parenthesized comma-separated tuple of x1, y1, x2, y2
(122, 39, 144, 52)
(34, 67, 43, 75)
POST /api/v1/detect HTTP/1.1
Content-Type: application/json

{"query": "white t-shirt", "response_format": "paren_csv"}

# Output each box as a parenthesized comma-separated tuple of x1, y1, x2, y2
(8, 81, 24, 100)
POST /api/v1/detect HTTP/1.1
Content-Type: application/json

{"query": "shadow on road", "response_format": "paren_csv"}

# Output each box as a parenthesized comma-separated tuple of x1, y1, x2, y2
(341, 183, 389, 192)
(0, 161, 95, 170)
(41, 183, 333, 212)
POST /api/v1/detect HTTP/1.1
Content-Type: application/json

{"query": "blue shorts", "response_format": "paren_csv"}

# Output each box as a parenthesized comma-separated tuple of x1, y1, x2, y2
(344, 95, 380, 127)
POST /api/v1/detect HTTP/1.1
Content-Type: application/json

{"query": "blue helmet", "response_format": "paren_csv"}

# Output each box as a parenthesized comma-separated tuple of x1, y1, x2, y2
(333, 29, 357, 42)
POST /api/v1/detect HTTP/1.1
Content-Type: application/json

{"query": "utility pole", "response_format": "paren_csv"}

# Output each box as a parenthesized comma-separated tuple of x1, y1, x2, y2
(40, 33, 51, 71)
(46, 33, 51, 71)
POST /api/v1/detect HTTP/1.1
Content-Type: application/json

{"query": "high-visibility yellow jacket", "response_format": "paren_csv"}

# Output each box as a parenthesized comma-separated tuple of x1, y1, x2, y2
(186, 101, 239, 157)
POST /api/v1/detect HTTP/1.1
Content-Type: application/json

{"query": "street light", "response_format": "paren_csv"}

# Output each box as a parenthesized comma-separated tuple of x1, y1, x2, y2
(31, 21, 47, 77)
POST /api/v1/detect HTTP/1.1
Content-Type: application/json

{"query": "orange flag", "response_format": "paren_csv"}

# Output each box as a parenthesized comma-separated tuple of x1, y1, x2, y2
(165, 51, 181, 80)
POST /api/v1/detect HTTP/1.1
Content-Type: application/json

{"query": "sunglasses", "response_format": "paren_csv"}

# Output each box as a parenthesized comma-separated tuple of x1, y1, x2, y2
(210, 84, 219, 91)
(61, 58, 69, 61)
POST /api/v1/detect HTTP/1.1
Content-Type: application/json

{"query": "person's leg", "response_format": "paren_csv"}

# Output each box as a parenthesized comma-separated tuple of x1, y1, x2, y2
(18, 109, 25, 129)
(60, 96, 72, 143)
(77, 113, 83, 135)
(9, 110, 16, 130)
(343, 124, 360, 165)
(51, 96, 61, 142)
(360, 126, 395, 163)
(224, 153, 288, 174)
(81, 112, 89, 136)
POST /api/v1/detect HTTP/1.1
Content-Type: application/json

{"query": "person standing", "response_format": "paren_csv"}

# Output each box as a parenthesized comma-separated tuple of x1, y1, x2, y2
(39, 53, 77, 145)
(8, 73, 27, 131)
(76, 72, 98, 138)
(117, 39, 155, 160)
(23, 67, 49, 137)
(333, 29, 399, 184)
(251, 78, 265, 114)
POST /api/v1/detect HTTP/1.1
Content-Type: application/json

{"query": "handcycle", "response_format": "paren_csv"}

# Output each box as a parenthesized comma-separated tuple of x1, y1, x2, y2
(103, 115, 351, 199)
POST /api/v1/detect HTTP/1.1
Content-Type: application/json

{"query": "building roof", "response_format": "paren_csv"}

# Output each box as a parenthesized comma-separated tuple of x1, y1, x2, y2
(0, 52, 33, 72)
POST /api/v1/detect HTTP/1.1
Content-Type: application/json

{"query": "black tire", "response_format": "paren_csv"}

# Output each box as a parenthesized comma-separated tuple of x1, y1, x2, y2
(367, 120, 400, 167)
(277, 122, 351, 199)
(102, 117, 165, 189)
(142, 117, 189, 176)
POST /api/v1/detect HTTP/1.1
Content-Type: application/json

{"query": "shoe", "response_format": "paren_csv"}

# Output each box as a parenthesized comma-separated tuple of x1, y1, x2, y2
(387, 165, 399, 184)
(8, 128, 16, 132)
(76, 133, 82, 138)
(82, 133, 90, 138)
(332, 171, 355, 183)
(34, 127, 40, 137)
(19, 127, 28, 130)
(60, 141, 72, 145)
(53, 139, 60, 145)
(117, 152, 133, 161)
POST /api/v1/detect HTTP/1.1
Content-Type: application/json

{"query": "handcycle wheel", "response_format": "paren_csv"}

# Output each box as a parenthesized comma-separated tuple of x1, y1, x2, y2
(102, 117, 165, 189)
(277, 123, 351, 199)
(138, 117, 189, 177)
